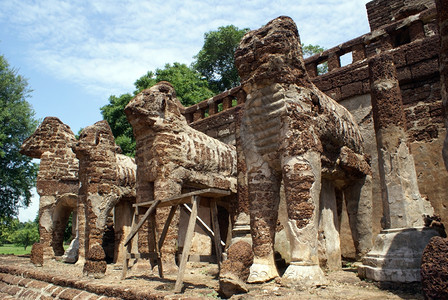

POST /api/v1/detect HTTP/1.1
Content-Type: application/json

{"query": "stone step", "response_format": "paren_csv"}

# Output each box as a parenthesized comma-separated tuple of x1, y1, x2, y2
(0, 264, 164, 299)
(0, 272, 119, 299)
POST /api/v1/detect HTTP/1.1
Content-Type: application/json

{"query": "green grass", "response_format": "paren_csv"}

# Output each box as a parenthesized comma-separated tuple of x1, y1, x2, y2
(0, 244, 31, 255)
(0, 244, 70, 256)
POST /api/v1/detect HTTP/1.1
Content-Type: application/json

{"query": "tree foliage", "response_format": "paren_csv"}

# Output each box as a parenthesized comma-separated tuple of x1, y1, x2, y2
(10, 220, 39, 250)
(0, 217, 19, 245)
(101, 63, 214, 156)
(134, 63, 214, 106)
(0, 55, 38, 219)
(101, 93, 135, 156)
(193, 25, 249, 93)
(302, 44, 328, 75)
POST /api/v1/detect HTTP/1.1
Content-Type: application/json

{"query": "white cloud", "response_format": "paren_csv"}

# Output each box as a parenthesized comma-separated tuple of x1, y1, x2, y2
(0, 0, 371, 99)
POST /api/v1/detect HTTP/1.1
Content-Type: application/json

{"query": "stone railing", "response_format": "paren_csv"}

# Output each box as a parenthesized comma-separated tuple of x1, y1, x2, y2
(304, 7, 436, 78)
(184, 86, 246, 124)
(183, 7, 437, 123)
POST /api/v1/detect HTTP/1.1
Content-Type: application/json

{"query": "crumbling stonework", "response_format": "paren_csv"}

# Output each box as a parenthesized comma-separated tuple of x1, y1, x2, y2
(234, 17, 372, 287)
(219, 241, 254, 297)
(437, 0, 448, 170)
(366, 0, 435, 31)
(74, 120, 136, 275)
(83, 244, 107, 278)
(125, 82, 237, 273)
(20, 117, 78, 259)
(30, 243, 44, 267)
(182, 1, 447, 258)
(421, 236, 448, 299)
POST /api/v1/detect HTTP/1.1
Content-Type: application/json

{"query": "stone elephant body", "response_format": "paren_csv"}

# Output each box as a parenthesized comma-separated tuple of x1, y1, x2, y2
(125, 82, 237, 272)
(20, 117, 79, 259)
(235, 16, 372, 287)
(74, 120, 136, 276)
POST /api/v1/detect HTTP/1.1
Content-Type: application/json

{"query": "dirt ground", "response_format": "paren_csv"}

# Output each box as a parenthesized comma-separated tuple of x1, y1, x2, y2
(0, 255, 425, 299)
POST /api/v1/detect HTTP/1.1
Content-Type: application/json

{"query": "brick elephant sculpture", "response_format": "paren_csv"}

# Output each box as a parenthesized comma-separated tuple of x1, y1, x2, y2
(124, 81, 237, 273)
(74, 120, 136, 276)
(235, 16, 372, 287)
(20, 117, 79, 259)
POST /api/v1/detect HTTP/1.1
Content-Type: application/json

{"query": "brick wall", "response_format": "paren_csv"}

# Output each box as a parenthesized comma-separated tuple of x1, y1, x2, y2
(366, 0, 435, 31)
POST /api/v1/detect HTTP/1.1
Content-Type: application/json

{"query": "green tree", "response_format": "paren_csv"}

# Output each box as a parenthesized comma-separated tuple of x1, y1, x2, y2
(101, 63, 214, 156)
(193, 25, 249, 93)
(0, 54, 38, 219)
(10, 220, 39, 250)
(0, 217, 19, 245)
(302, 44, 328, 75)
(135, 63, 214, 106)
(63, 212, 73, 243)
(101, 93, 135, 156)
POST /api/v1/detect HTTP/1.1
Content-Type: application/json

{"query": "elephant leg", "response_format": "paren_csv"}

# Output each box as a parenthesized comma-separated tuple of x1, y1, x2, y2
(38, 196, 55, 259)
(76, 198, 87, 265)
(247, 161, 281, 283)
(318, 179, 342, 271)
(83, 195, 108, 277)
(154, 178, 182, 274)
(281, 151, 327, 287)
(343, 175, 373, 259)
(132, 180, 155, 272)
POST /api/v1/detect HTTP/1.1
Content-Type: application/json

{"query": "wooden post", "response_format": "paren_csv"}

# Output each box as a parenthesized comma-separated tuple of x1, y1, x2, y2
(174, 196, 200, 293)
(122, 206, 138, 279)
(210, 200, 222, 271)
(124, 200, 160, 247)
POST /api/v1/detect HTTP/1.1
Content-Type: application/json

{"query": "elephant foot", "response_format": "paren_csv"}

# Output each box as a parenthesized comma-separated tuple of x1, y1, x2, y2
(281, 263, 327, 289)
(247, 263, 279, 283)
(83, 260, 107, 278)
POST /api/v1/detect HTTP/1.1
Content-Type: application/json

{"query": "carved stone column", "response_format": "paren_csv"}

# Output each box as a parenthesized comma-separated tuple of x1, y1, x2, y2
(358, 53, 439, 282)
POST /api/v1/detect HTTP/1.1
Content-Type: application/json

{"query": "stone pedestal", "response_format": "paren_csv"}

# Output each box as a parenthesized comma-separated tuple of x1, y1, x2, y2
(358, 227, 440, 282)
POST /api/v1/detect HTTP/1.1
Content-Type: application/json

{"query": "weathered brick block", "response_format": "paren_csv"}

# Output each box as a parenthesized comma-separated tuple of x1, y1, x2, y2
(411, 58, 439, 79)
(341, 81, 363, 98)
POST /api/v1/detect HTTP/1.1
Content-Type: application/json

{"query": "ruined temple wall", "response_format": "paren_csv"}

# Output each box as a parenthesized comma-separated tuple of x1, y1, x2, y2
(366, 0, 435, 31)
(189, 106, 242, 146)
(308, 7, 447, 239)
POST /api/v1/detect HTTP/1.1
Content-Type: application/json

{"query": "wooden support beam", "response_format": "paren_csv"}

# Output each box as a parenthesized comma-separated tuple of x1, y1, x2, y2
(174, 196, 200, 293)
(211, 200, 222, 271)
(124, 199, 160, 247)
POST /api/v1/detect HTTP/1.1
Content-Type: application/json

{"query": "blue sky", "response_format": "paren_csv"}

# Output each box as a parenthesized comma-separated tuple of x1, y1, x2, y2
(0, 0, 371, 221)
